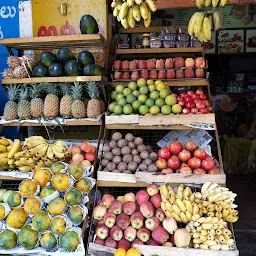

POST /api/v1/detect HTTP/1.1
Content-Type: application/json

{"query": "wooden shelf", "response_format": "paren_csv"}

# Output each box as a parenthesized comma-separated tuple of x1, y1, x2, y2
(112, 79, 209, 87)
(0, 175, 25, 181)
(106, 124, 193, 130)
(0, 34, 107, 51)
(97, 180, 148, 187)
(119, 26, 166, 34)
(2, 76, 107, 85)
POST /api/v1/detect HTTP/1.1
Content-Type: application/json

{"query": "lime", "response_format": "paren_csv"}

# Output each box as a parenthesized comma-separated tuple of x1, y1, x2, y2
(156, 83, 166, 91)
(108, 102, 116, 112)
(139, 105, 149, 115)
(138, 94, 147, 104)
(114, 104, 123, 115)
(137, 78, 147, 87)
(145, 98, 155, 107)
(165, 95, 177, 106)
(111, 91, 117, 100)
(172, 104, 182, 114)
(115, 85, 125, 94)
(128, 81, 137, 91)
(160, 88, 171, 99)
(123, 104, 134, 115)
(132, 100, 142, 111)
(133, 90, 140, 97)
(161, 105, 172, 115)
(147, 79, 155, 86)
(110, 113, 116, 116)
(126, 94, 136, 104)
(145, 113, 153, 116)
(116, 94, 125, 101)
(117, 98, 127, 106)
(155, 98, 165, 108)
(123, 88, 132, 97)
(150, 105, 160, 115)
(148, 84, 156, 92)
(139, 86, 149, 95)
(150, 91, 160, 100)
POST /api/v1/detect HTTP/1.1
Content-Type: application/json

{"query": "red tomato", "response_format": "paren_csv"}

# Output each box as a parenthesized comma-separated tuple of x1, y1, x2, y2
(167, 156, 180, 170)
(156, 159, 167, 170)
(168, 141, 182, 155)
(188, 157, 201, 169)
(184, 141, 197, 152)
(180, 92, 188, 98)
(191, 108, 198, 113)
(193, 168, 206, 174)
(158, 148, 170, 160)
(179, 166, 192, 174)
(182, 108, 190, 114)
(178, 150, 191, 162)
(202, 157, 215, 171)
(194, 149, 207, 160)
(185, 101, 195, 109)
(161, 168, 173, 174)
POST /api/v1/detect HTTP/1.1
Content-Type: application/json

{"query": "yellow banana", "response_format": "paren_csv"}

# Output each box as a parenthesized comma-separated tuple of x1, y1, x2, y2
(208, 229, 216, 236)
(127, 7, 136, 28)
(212, 0, 220, 7)
(185, 211, 192, 222)
(54, 140, 69, 153)
(144, 9, 151, 28)
(177, 184, 184, 201)
(193, 238, 203, 244)
(167, 185, 176, 204)
(176, 199, 186, 212)
(188, 12, 199, 36)
(201, 230, 208, 236)
(14, 151, 26, 160)
(204, 0, 212, 7)
(180, 212, 188, 223)
(193, 204, 200, 215)
(165, 202, 173, 212)
(203, 16, 211, 41)
(193, 232, 201, 239)
(37, 160, 46, 168)
(215, 204, 222, 212)
(0, 145, 7, 152)
(35, 144, 48, 158)
(28, 143, 47, 156)
(192, 214, 201, 222)
(127, 0, 135, 7)
(172, 204, 181, 216)
(189, 193, 195, 203)
(201, 223, 213, 230)
(210, 244, 222, 250)
(197, 29, 208, 43)
(19, 165, 33, 172)
(6, 145, 12, 151)
(46, 145, 55, 160)
(165, 210, 172, 217)
(203, 240, 217, 246)
(135, 0, 143, 4)
(224, 215, 239, 223)
(45, 158, 55, 167)
(183, 187, 192, 199)
(0, 152, 9, 158)
(24, 136, 45, 148)
(113, 7, 120, 17)
(223, 234, 232, 240)
(120, 2, 129, 19)
(140, 2, 149, 20)
(51, 144, 67, 159)
(8, 139, 21, 158)
(184, 200, 193, 214)
(220, 0, 228, 6)
(216, 229, 222, 236)
(160, 184, 169, 199)
(201, 182, 212, 193)
(111, 1, 118, 9)
(199, 244, 209, 250)
(116, 0, 123, 10)
(8, 158, 15, 165)
(207, 212, 215, 217)
(171, 212, 182, 222)
(132, 5, 141, 22)
(161, 202, 168, 212)
(145, 0, 157, 12)
(196, 0, 203, 9)
(0, 137, 10, 146)
(0, 158, 8, 165)
(19, 158, 35, 166)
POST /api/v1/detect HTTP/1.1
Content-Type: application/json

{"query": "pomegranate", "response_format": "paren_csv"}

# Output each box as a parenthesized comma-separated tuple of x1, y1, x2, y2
(179, 166, 192, 174)
(138, 60, 147, 69)
(168, 141, 182, 155)
(200, 108, 208, 114)
(156, 159, 167, 170)
(196, 102, 205, 109)
(191, 108, 198, 113)
(193, 168, 206, 174)
(202, 157, 215, 171)
(113, 60, 121, 70)
(196, 89, 203, 95)
(182, 108, 190, 114)
(194, 149, 207, 160)
(185, 101, 195, 109)
(121, 61, 129, 70)
(166, 69, 176, 79)
(188, 157, 201, 169)
(184, 141, 197, 152)
(178, 100, 185, 107)
(158, 148, 171, 160)
(161, 168, 173, 174)
(199, 94, 207, 100)
(178, 150, 191, 162)
(167, 156, 180, 170)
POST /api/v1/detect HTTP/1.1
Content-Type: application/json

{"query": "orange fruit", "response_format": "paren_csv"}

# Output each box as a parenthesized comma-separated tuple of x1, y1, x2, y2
(126, 248, 141, 256)
(114, 248, 126, 256)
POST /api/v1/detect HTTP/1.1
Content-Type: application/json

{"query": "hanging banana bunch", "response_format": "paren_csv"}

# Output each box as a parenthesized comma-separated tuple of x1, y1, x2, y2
(111, 0, 157, 29)
(195, 0, 228, 8)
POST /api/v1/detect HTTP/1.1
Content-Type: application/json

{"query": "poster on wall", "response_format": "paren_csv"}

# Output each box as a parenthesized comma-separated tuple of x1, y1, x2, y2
(218, 30, 244, 54)
(246, 29, 256, 52)
(203, 31, 216, 54)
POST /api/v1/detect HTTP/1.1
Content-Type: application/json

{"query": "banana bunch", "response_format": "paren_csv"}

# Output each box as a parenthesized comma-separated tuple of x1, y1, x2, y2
(111, 0, 157, 28)
(195, 0, 228, 8)
(186, 216, 236, 251)
(160, 184, 203, 224)
(188, 11, 222, 42)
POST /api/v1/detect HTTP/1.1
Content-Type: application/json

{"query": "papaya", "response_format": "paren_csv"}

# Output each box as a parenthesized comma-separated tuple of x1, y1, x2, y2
(49, 63, 65, 77)
(40, 186, 56, 198)
(33, 168, 52, 187)
(60, 230, 79, 251)
(64, 60, 82, 76)
(51, 162, 66, 174)
(32, 210, 51, 232)
(32, 65, 49, 77)
(3, 190, 13, 203)
(52, 173, 71, 191)
(75, 178, 91, 193)
(18, 225, 38, 250)
(0, 189, 7, 202)
(6, 208, 28, 229)
(68, 206, 83, 224)
(80, 15, 99, 34)
(50, 216, 67, 235)
(40, 52, 58, 68)
(0, 205, 5, 220)
(24, 197, 41, 215)
(68, 163, 84, 180)
(7, 191, 22, 208)
(0, 229, 17, 249)
(19, 179, 38, 197)
(48, 197, 66, 216)
(64, 188, 82, 206)
(78, 51, 95, 66)
(57, 48, 76, 65)
(40, 232, 57, 249)
(83, 64, 102, 76)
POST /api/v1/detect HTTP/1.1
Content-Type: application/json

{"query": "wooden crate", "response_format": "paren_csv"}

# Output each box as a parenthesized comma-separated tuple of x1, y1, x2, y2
(97, 171, 136, 184)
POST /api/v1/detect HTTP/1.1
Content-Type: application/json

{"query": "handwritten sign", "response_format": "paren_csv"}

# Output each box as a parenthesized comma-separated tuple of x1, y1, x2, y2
(0, 6, 16, 19)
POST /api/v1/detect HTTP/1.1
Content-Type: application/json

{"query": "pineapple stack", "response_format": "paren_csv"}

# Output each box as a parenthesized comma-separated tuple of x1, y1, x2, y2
(4, 85, 20, 120)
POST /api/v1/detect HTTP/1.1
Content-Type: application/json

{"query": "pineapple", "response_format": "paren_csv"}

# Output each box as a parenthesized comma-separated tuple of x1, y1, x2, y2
(86, 81, 102, 118)
(43, 84, 60, 119)
(30, 84, 44, 118)
(3, 85, 19, 120)
(60, 83, 73, 118)
(2, 68, 14, 79)
(17, 87, 31, 119)
(13, 66, 28, 79)
(7, 56, 21, 69)
(71, 82, 86, 119)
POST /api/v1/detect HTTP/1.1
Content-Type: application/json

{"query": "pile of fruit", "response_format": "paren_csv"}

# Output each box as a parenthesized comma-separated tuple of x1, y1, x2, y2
(99, 132, 158, 174)
(0, 162, 95, 252)
(113, 57, 206, 80)
(111, 0, 157, 29)
(3, 82, 105, 121)
(109, 79, 211, 116)
(2, 55, 38, 80)
(195, 0, 228, 9)
(114, 248, 141, 256)
(157, 140, 219, 174)
(160, 182, 238, 250)
(32, 48, 105, 78)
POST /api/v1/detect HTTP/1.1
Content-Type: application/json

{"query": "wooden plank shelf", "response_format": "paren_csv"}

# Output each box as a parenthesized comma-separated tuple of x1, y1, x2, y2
(106, 124, 192, 130)
(2, 76, 108, 85)
(97, 180, 148, 187)
(119, 26, 166, 34)
(0, 34, 107, 50)
(0, 175, 26, 181)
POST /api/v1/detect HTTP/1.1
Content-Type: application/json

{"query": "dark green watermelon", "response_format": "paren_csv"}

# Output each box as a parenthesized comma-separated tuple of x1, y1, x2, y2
(32, 65, 49, 77)
(64, 60, 82, 76)
(78, 51, 95, 66)
(49, 63, 64, 77)
(83, 64, 102, 76)
(40, 52, 58, 68)
(80, 15, 99, 34)
(57, 48, 76, 65)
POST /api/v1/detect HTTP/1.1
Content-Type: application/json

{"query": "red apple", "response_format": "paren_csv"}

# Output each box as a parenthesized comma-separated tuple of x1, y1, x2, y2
(191, 108, 198, 113)
(123, 201, 136, 216)
(178, 150, 191, 162)
(138, 60, 147, 69)
(169, 141, 182, 155)
(200, 94, 207, 100)
(180, 92, 188, 98)
(178, 100, 185, 107)
(185, 68, 195, 78)
(109, 200, 123, 215)
(158, 148, 171, 160)
(152, 226, 170, 245)
(174, 57, 185, 68)
(156, 59, 165, 70)
(124, 226, 137, 242)
(202, 99, 210, 106)
(122, 71, 131, 80)
(129, 60, 137, 70)
(185, 58, 195, 68)
(187, 90, 194, 96)
(101, 194, 115, 209)
(140, 70, 149, 80)
(163, 217, 178, 234)
(147, 240, 160, 246)
(146, 184, 159, 196)
(176, 70, 184, 79)
(70, 144, 81, 155)
(196, 89, 203, 95)
(95, 224, 109, 240)
(149, 70, 157, 79)
(130, 212, 144, 230)
(136, 190, 149, 206)
(110, 225, 123, 241)
(200, 108, 208, 114)
(94, 238, 105, 246)
(150, 194, 161, 209)
(114, 60, 121, 70)
(192, 94, 200, 100)
(131, 239, 144, 248)
(114, 71, 122, 80)
(166, 69, 176, 79)
(156, 208, 166, 222)
(158, 70, 166, 79)
(80, 141, 95, 153)
(93, 205, 107, 220)
(195, 69, 205, 78)
(145, 216, 160, 231)
(140, 202, 155, 218)
(124, 192, 136, 203)
(147, 59, 156, 69)
(105, 237, 117, 248)
(167, 156, 180, 170)
(137, 227, 150, 242)
(103, 212, 116, 228)
(118, 239, 131, 250)
(165, 58, 174, 69)
(85, 152, 95, 162)
(131, 71, 139, 80)
(195, 57, 206, 68)
(196, 102, 205, 109)
(121, 61, 129, 70)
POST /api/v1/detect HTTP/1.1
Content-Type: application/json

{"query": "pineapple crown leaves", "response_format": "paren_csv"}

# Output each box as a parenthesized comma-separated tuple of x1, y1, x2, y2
(44, 83, 60, 96)
(86, 81, 101, 100)
(71, 82, 84, 101)
(19, 87, 30, 101)
(6, 84, 20, 101)
(60, 83, 72, 96)
(30, 83, 44, 98)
